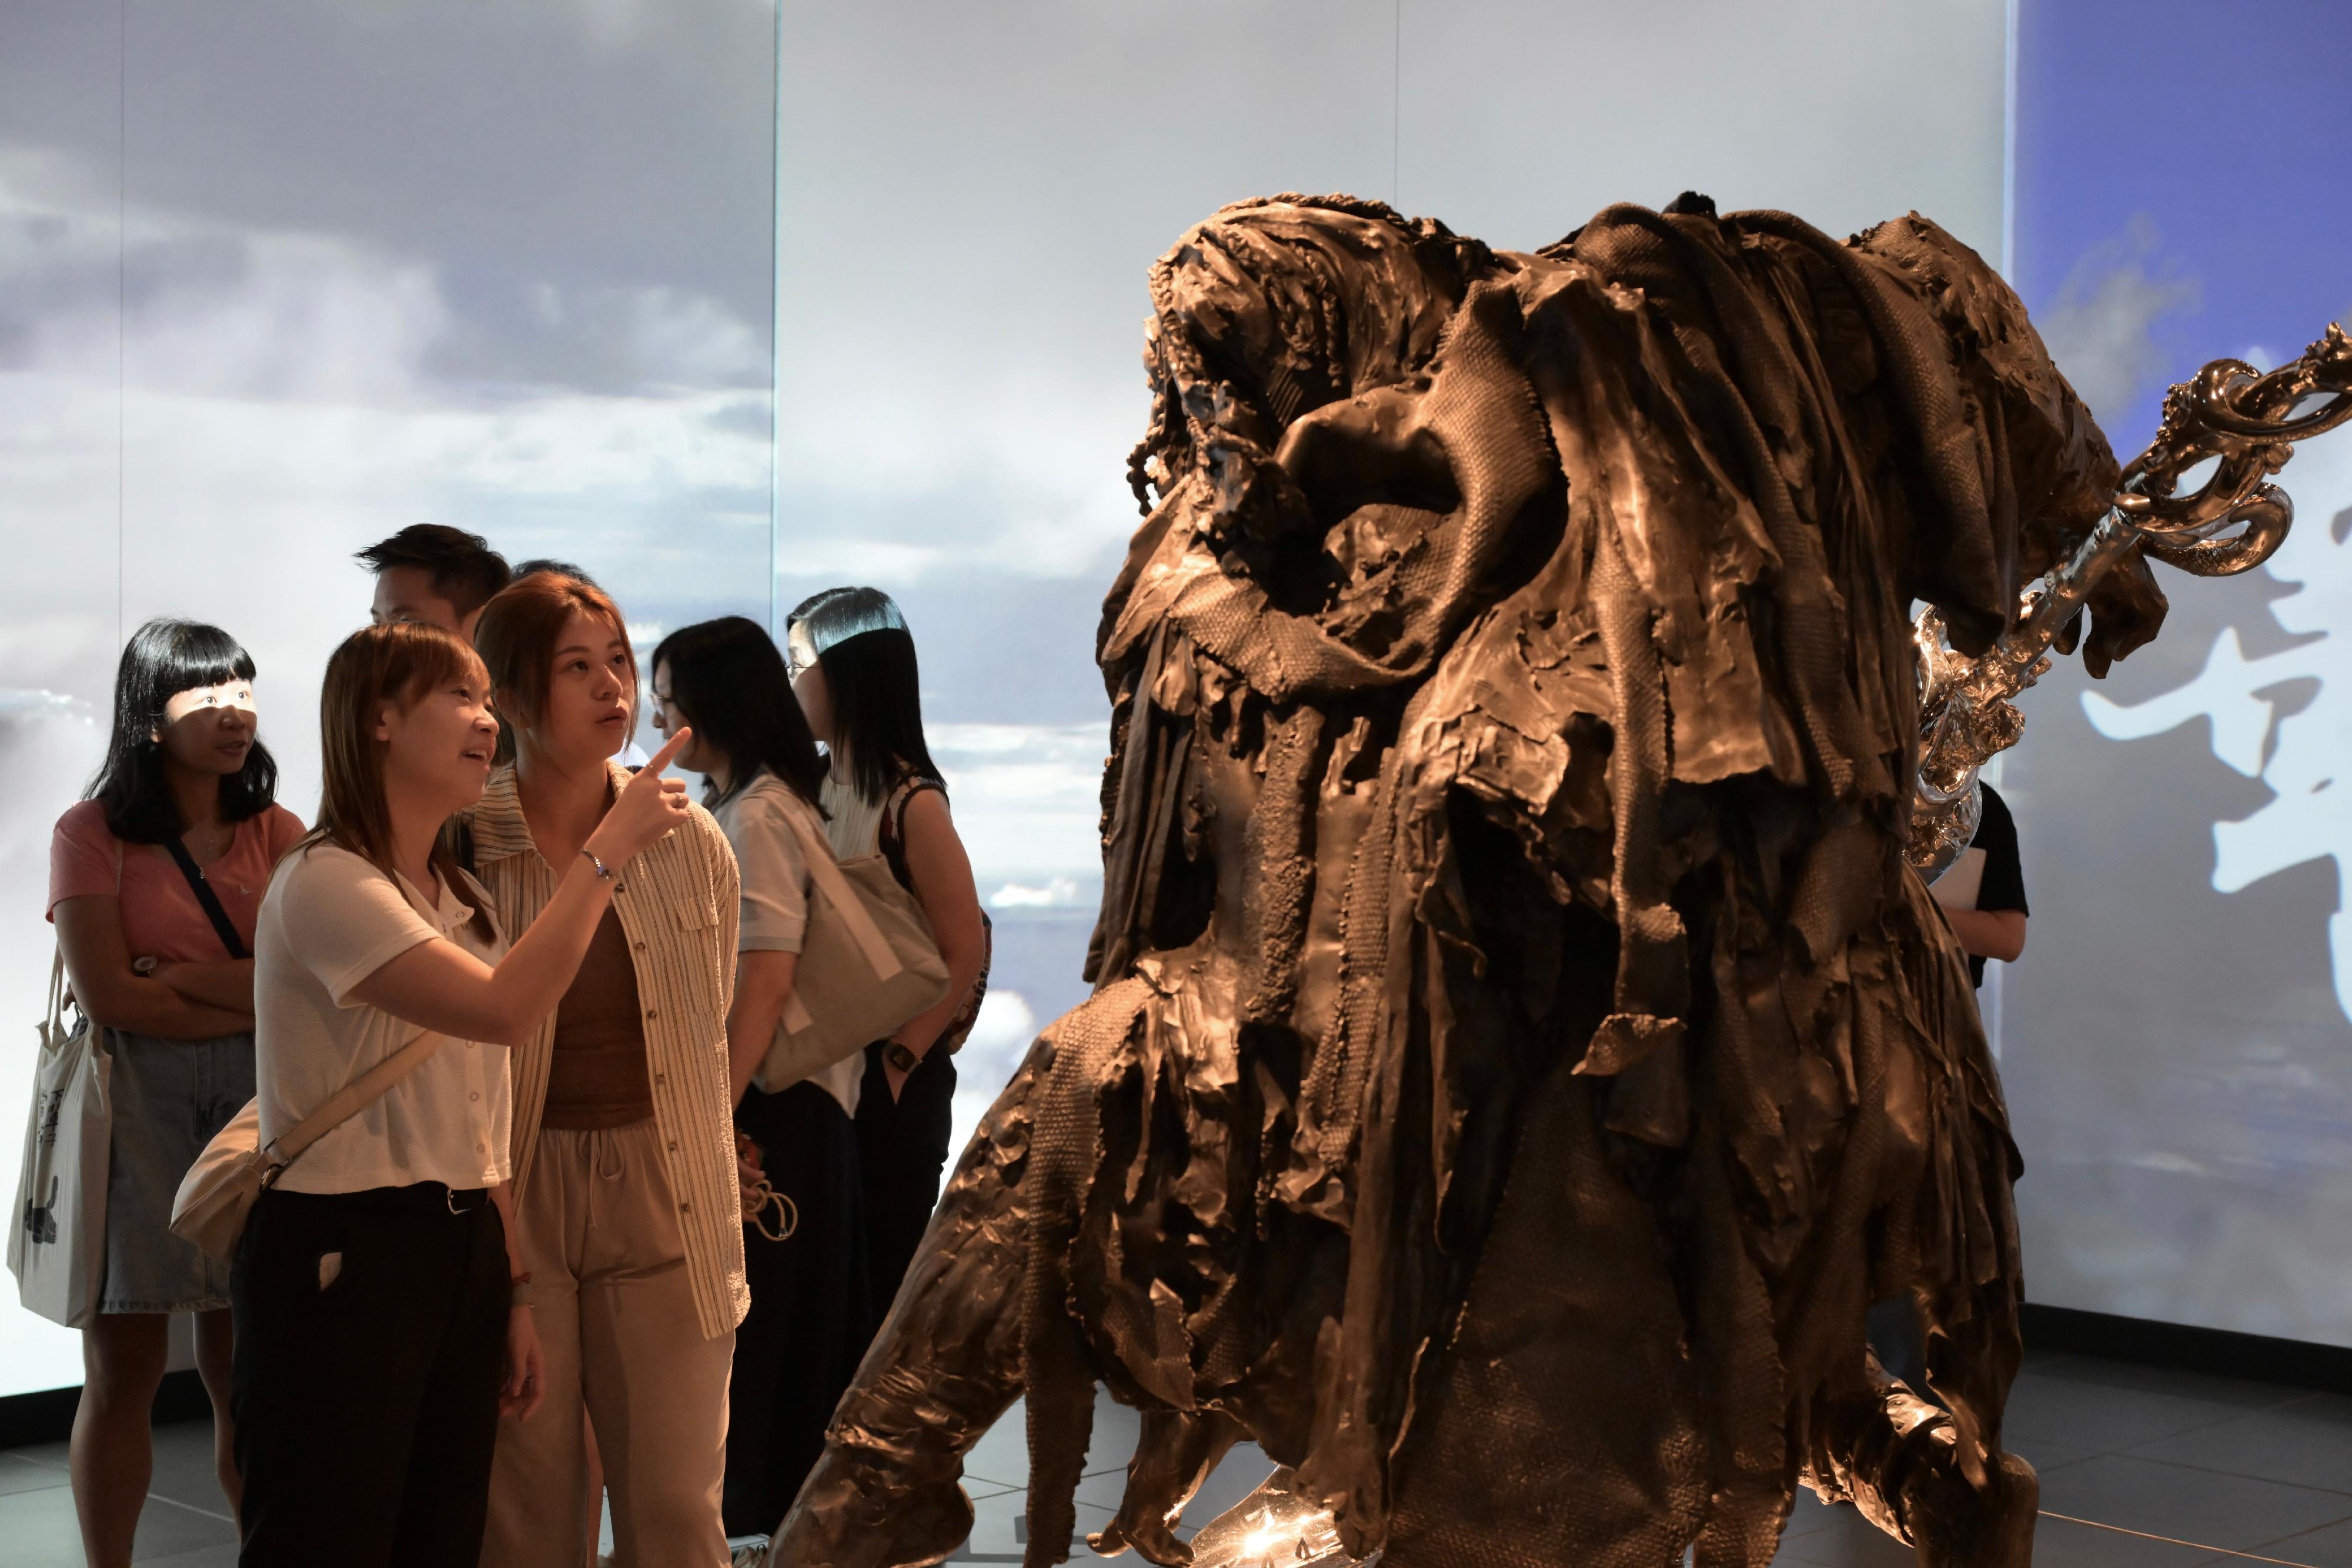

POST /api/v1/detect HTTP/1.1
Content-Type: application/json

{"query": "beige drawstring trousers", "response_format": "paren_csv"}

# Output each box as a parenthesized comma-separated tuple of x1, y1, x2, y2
(480, 1119, 735, 1567)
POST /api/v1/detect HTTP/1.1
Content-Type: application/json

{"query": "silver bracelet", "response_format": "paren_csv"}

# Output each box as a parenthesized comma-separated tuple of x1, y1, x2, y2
(581, 847, 614, 880)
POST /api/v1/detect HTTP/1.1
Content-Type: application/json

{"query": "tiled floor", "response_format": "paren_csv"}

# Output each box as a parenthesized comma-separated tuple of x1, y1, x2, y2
(8, 1349, 2352, 1564)
(1, 1422, 236, 1567)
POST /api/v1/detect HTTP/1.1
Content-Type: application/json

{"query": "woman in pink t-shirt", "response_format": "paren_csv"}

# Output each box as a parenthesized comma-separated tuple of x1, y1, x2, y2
(46, 618, 304, 1563)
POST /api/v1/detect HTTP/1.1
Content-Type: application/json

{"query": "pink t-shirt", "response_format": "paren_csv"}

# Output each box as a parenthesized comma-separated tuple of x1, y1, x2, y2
(48, 800, 308, 964)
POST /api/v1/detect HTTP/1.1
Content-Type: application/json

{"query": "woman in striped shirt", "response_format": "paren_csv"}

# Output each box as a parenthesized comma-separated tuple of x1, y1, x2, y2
(466, 572, 749, 1568)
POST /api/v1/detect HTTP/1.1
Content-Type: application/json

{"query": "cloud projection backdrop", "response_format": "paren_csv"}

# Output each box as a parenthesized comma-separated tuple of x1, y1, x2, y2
(0, 0, 2017, 1396)
(2000, 0, 2352, 1346)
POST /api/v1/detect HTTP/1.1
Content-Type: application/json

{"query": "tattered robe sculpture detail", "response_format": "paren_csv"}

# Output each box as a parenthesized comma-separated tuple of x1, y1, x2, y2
(770, 193, 2166, 1568)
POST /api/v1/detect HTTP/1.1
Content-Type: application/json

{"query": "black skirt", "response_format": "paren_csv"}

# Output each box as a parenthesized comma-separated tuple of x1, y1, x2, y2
(724, 1079, 874, 1537)
(855, 1041, 958, 1318)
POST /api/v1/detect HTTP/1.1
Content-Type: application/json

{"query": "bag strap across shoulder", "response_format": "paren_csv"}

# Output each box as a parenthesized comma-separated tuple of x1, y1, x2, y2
(162, 837, 249, 961)
(42, 948, 66, 1041)
(265, 1028, 449, 1176)
(774, 799, 907, 986)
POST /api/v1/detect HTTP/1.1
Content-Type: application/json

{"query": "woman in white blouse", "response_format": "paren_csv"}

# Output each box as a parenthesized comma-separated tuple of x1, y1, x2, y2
(649, 614, 868, 1537)
(235, 621, 691, 1567)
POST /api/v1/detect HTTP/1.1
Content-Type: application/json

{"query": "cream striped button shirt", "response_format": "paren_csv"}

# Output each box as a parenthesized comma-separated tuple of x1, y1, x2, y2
(463, 761, 749, 1340)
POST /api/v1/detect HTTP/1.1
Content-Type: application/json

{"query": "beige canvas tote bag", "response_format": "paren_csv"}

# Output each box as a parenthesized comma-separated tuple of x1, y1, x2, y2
(754, 795, 950, 1092)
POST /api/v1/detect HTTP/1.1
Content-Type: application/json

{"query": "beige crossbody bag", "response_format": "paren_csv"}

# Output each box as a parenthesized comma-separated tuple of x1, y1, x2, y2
(170, 1029, 450, 1263)
(753, 793, 951, 1093)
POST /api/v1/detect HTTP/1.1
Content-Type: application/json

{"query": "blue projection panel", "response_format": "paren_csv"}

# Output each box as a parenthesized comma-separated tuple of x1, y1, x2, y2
(2003, 0, 2352, 1343)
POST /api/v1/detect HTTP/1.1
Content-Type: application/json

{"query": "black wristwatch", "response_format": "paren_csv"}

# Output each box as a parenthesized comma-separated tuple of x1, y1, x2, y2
(884, 1041, 921, 1074)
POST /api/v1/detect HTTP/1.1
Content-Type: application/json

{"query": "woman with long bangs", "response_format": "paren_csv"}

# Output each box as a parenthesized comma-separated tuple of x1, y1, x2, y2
(648, 614, 867, 1536)
(233, 621, 690, 1567)
(784, 587, 987, 1317)
(46, 618, 303, 1562)
(468, 573, 748, 1568)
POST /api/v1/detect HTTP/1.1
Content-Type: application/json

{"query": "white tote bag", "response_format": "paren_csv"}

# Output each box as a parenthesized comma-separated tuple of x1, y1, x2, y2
(8, 951, 113, 1328)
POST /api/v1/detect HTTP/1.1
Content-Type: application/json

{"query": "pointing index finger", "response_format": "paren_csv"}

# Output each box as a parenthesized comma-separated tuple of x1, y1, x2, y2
(644, 726, 693, 776)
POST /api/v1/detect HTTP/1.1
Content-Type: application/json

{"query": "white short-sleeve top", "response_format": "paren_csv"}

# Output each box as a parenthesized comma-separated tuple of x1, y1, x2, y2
(253, 841, 514, 1195)
(710, 771, 861, 1118)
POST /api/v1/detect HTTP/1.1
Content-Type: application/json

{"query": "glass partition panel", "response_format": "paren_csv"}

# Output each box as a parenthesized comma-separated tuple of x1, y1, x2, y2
(0, 0, 777, 1399)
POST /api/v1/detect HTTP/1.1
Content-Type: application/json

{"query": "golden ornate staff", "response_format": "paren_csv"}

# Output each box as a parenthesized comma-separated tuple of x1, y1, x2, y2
(1909, 324, 2352, 874)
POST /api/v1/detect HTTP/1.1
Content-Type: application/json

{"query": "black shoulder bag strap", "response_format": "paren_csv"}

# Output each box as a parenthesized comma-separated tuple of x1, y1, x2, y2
(162, 837, 250, 961)
(877, 777, 934, 893)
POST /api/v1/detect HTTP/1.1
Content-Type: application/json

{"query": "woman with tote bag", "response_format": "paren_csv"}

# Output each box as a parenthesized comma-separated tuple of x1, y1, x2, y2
(36, 618, 303, 1566)
(649, 614, 937, 1536)
(232, 621, 691, 1567)
(784, 587, 990, 1317)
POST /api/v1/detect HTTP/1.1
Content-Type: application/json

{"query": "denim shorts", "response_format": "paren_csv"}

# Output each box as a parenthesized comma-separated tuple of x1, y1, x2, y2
(102, 1029, 255, 1315)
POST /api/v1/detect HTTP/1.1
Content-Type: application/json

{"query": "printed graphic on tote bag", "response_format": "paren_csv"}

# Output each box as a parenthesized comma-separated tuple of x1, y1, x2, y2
(22, 1176, 58, 1247)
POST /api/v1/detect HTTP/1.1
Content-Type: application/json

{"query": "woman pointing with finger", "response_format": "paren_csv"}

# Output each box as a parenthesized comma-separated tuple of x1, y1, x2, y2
(233, 622, 693, 1567)
(466, 573, 750, 1568)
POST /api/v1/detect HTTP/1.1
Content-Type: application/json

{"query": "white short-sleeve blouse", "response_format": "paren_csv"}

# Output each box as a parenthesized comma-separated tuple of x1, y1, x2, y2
(253, 842, 513, 1195)
(711, 771, 861, 1117)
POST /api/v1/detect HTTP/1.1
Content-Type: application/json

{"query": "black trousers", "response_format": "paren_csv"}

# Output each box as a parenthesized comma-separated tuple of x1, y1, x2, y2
(232, 1182, 509, 1568)
(724, 1081, 875, 1536)
(855, 1041, 957, 1318)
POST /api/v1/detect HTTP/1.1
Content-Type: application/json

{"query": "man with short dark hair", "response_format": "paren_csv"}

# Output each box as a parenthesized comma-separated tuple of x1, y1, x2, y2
(356, 525, 512, 640)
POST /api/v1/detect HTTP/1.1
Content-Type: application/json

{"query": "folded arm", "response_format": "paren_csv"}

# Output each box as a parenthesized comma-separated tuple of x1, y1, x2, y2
(54, 896, 255, 1038)
(152, 958, 256, 1015)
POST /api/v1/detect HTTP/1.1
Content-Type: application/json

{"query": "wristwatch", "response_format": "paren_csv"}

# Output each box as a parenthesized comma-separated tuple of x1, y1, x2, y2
(884, 1041, 921, 1074)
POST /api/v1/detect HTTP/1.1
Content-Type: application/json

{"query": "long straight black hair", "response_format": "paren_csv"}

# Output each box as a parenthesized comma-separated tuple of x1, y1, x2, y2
(786, 586, 941, 805)
(650, 616, 828, 811)
(88, 618, 280, 844)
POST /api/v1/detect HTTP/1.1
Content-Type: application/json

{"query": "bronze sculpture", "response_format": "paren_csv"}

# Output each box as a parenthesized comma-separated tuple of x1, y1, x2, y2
(765, 193, 2352, 1568)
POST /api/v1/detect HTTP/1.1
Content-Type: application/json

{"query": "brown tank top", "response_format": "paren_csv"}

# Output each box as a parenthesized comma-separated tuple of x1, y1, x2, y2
(540, 907, 655, 1131)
